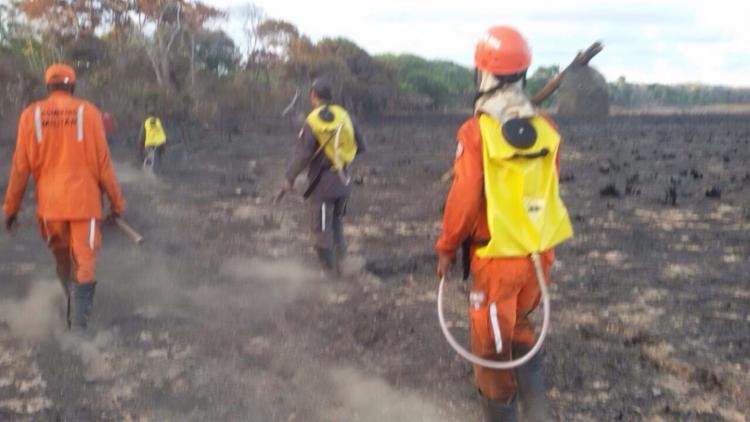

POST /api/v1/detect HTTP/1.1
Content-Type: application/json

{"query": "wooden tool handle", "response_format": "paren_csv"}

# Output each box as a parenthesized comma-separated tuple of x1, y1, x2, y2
(114, 217, 144, 244)
(531, 41, 604, 106)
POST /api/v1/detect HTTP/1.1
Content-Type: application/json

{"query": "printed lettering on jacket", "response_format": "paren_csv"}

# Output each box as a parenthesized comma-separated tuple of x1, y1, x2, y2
(41, 108, 79, 128)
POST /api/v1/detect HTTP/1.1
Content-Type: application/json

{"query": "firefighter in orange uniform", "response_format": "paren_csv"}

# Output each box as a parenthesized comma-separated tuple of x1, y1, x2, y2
(436, 27, 573, 421)
(3, 64, 126, 335)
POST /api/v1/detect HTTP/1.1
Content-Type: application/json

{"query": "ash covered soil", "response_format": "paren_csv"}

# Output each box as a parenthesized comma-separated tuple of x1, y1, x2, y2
(0, 113, 748, 421)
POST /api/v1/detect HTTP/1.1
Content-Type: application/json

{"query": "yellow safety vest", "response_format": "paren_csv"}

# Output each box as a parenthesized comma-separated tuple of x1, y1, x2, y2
(306, 105, 357, 170)
(476, 114, 573, 258)
(144, 116, 166, 148)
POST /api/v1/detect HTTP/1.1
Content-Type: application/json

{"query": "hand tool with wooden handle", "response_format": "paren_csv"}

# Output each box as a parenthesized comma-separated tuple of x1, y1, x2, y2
(114, 217, 144, 245)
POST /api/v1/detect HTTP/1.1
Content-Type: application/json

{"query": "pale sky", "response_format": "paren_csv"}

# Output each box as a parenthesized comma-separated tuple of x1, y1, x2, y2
(212, 0, 750, 87)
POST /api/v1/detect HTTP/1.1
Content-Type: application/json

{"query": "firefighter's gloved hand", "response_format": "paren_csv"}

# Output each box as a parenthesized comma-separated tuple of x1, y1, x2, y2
(105, 212, 120, 225)
(437, 254, 454, 279)
(4, 214, 18, 234)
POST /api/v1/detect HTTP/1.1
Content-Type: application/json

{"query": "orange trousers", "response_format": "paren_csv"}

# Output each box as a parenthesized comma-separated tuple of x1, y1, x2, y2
(38, 219, 101, 284)
(468, 250, 553, 402)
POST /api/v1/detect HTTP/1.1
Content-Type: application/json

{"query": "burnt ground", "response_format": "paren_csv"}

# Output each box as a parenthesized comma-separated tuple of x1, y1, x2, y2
(0, 112, 748, 421)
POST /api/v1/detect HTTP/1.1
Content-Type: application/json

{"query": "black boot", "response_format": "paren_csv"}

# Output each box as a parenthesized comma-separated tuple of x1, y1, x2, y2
(69, 281, 97, 337)
(56, 270, 71, 329)
(480, 392, 518, 422)
(514, 346, 552, 422)
(315, 247, 340, 276)
(333, 247, 344, 276)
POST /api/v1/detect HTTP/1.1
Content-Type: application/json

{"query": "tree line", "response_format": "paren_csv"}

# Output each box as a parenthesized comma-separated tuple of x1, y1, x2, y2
(527, 66, 750, 109)
(0, 0, 474, 142)
(1, 1, 748, 145)
(608, 76, 750, 108)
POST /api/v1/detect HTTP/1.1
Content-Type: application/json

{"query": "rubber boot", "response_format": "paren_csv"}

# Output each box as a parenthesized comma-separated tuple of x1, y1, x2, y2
(480, 393, 518, 422)
(315, 247, 340, 277)
(334, 246, 345, 276)
(56, 269, 71, 329)
(513, 346, 552, 422)
(332, 219, 347, 264)
(69, 281, 97, 338)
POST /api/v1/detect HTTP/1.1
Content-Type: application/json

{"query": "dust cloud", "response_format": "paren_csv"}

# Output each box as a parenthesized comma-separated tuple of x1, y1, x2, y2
(114, 161, 165, 188)
(191, 257, 322, 315)
(109, 258, 191, 318)
(99, 252, 319, 322)
(0, 281, 63, 342)
(223, 257, 313, 297)
(0, 279, 120, 381)
(55, 330, 119, 382)
(329, 367, 442, 421)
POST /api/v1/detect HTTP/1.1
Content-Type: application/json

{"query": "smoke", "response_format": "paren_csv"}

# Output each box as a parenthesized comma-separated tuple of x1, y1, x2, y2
(329, 368, 442, 422)
(0, 281, 63, 342)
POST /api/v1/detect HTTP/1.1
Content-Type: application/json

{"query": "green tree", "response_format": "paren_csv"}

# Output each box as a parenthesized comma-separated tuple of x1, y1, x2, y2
(194, 30, 239, 76)
(378, 54, 473, 110)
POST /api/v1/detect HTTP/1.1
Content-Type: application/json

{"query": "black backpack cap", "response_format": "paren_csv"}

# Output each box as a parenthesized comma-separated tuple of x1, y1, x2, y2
(318, 105, 335, 122)
(501, 118, 537, 149)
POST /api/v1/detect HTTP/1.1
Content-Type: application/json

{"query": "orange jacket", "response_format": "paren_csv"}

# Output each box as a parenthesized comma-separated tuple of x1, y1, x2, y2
(435, 115, 561, 258)
(3, 91, 125, 220)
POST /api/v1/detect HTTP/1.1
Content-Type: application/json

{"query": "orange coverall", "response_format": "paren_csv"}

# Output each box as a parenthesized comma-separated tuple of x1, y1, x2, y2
(3, 91, 125, 283)
(435, 115, 559, 402)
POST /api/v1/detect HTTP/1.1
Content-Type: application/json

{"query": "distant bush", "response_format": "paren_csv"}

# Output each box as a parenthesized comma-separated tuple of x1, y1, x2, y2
(609, 76, 750, 107)
(377, 54, 473, 110)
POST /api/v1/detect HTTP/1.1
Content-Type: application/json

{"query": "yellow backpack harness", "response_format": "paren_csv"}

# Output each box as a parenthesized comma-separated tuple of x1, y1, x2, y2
(144, 116, 166, 148)
(305, 104, 357, 171)
(476, 114, 573, 258)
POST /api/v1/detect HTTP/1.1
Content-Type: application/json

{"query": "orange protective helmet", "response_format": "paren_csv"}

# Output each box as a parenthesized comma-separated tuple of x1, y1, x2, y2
(474, 26, 531, 75)
(45, 64, 76, 86)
